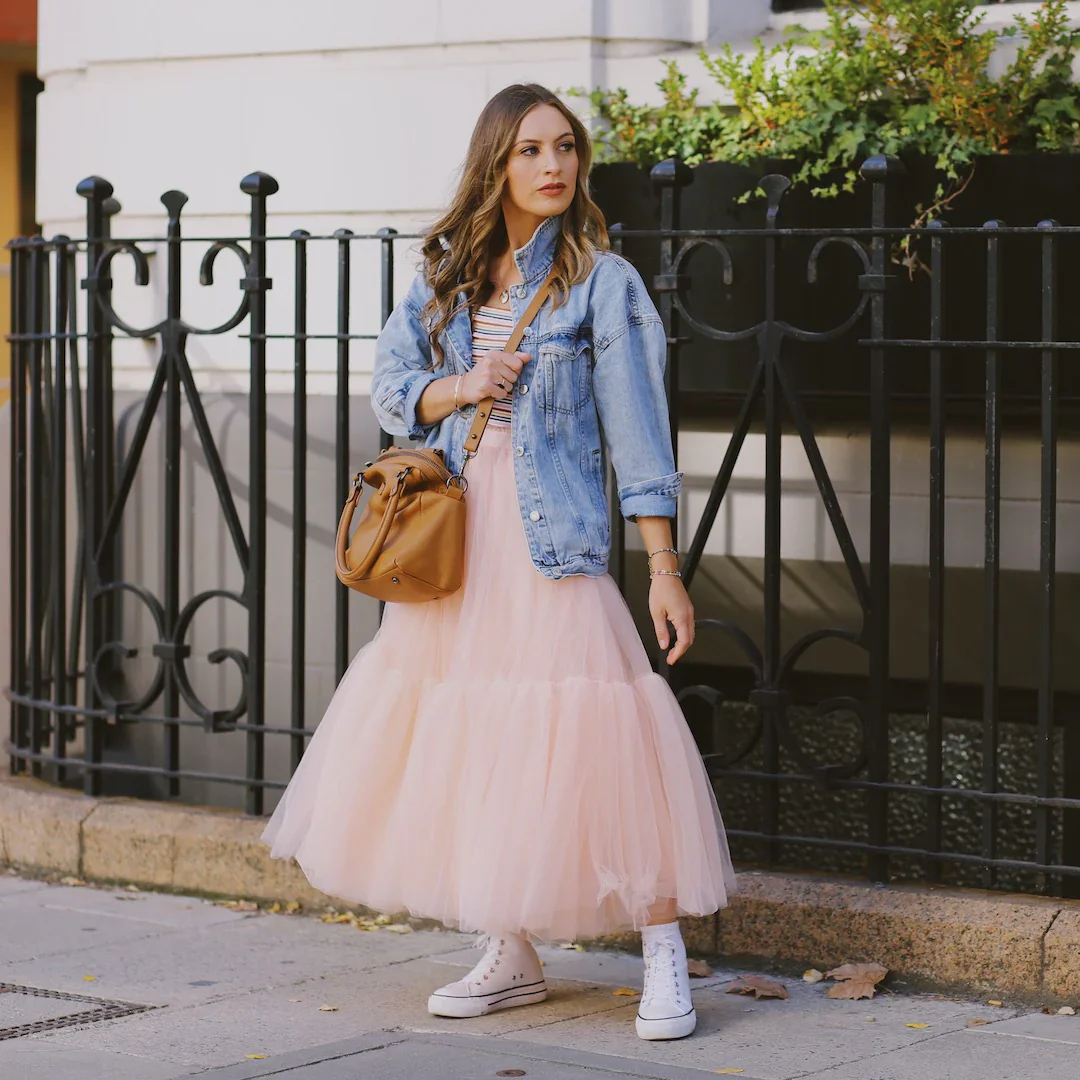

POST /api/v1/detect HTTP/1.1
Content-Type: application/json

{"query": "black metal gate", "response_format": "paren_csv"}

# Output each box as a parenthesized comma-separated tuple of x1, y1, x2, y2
(7, 156, 1080, 896)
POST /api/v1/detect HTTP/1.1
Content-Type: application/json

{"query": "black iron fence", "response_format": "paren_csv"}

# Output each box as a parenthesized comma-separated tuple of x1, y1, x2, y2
(6, 156, 1080, 898)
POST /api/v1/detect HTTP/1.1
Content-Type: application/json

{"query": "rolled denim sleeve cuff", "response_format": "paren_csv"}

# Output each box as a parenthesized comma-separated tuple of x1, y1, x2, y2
(618, 471, 683, 521)
(377, 369, 440, 440)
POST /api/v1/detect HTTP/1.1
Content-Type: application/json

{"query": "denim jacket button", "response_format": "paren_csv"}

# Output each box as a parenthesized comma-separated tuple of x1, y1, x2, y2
(529, 510, 541, 522)
(515, 445, 525, 457)
(519, 383, 529, 395)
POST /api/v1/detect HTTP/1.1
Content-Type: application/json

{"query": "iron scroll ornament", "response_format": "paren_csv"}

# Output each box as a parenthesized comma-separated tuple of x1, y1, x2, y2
(75, 173, 278, 735)
(662, 159, 902, 785)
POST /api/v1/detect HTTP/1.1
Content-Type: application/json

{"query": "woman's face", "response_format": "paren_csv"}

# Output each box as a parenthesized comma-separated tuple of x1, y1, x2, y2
(503, 104, 579, 221)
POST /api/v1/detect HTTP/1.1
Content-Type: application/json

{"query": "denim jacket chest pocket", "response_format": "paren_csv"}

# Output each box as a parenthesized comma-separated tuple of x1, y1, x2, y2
(538, 331, 592, 415)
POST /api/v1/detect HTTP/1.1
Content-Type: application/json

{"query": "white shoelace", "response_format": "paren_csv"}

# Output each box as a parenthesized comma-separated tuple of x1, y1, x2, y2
(463, 935, 508, 988)
(642, 937, 685, 1009)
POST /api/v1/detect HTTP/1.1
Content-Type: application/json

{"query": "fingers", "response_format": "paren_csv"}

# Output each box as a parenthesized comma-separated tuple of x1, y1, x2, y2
(666, 610, 695, 666)
(463, 352, 533, 402)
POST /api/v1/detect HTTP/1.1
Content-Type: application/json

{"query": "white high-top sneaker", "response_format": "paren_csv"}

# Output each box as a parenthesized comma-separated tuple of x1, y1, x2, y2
(427, 932, 548, 1018)
(636, 921, 697, 1040)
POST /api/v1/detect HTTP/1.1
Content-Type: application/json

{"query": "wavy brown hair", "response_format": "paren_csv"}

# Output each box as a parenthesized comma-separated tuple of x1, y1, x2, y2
(420, 84, 609, 367)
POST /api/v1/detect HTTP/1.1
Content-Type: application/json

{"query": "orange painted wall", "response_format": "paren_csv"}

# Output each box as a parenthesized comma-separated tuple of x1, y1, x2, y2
(0, 0, 37, 47)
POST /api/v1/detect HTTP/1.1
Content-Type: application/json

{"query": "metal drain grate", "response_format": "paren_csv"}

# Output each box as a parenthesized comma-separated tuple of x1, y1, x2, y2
(0, 982, 157, 1041)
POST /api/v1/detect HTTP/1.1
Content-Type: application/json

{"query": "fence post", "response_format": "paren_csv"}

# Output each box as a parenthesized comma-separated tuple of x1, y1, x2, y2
(860, 154, 903, 883)
(75, 175, 114, 795)
(8, 237, 28, 773)
(240, 171, 279, 816)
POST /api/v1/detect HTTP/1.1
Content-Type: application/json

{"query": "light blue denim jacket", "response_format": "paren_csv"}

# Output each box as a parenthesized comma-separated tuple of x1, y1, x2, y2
(371, 214, 681, 580)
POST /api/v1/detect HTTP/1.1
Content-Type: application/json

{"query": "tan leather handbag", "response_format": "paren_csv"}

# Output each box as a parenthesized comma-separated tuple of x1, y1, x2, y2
(335, 275, 554, 603)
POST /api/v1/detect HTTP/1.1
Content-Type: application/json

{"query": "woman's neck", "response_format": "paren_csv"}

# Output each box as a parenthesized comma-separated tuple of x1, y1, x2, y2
(496, 202, 546, 280)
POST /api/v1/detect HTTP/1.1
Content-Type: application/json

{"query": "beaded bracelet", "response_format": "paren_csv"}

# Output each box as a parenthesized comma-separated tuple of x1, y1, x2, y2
(649, 568, 683, 580)
(647, 547, 679, 564)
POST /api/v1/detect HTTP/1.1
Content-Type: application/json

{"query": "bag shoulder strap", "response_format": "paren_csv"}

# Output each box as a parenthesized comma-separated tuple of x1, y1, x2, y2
(461, 269, 556, 459)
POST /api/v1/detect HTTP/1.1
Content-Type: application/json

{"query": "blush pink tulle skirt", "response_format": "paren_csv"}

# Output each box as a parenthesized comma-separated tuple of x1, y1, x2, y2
(261, 425, 736, 942)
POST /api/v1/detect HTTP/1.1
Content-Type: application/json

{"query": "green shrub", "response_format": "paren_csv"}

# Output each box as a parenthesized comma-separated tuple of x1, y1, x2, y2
(582, 0, 1080, 200)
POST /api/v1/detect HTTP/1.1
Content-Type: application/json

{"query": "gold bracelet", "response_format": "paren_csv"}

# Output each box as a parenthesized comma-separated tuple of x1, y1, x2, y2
(453, 374, 465, 412)
(649, 568, 682, 579)
(647, 547, 679, 573)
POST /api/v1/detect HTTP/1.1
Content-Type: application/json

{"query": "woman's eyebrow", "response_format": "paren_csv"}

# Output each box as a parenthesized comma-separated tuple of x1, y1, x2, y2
(514, 131, 575, 147)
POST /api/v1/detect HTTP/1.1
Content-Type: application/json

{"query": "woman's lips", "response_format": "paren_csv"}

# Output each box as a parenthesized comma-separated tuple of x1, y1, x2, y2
(539, 184, 566, 195)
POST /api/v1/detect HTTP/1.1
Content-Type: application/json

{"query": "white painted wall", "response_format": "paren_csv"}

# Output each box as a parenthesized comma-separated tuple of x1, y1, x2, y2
(35, 0, 773, 229)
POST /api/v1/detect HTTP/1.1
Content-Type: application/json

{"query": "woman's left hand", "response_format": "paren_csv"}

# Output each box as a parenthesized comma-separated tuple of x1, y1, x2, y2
(649, 576, 695, 665)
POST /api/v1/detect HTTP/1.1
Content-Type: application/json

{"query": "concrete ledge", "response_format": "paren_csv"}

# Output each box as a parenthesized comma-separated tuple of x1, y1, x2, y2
(2, 769, 1077, 1002)
(718, 872, 1062, 997)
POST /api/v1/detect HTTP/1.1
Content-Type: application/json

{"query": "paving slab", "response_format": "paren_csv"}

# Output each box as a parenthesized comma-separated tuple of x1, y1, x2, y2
(0, 911, 465, 1008)
(807, 1026, 1079, 1079)
(0, 872, 50, 898)
(509, 979, 1027, 1080)
(194, 1032, 727, 1080)
(0, 1043, 190, 1080)
(976, 1010, 1080, 1045)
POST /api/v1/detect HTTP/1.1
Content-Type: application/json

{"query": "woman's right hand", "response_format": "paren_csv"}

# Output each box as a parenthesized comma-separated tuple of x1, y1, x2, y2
(461, 351, 531, 403)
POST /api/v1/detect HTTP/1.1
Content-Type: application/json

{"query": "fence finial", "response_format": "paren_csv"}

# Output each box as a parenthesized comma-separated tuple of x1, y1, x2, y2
(650, 159, 693, 190)
(860, 155, 905, 184)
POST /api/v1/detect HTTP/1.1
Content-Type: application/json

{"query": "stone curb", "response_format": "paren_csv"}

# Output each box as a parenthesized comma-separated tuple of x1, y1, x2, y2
(1, 770, 1077, 1002)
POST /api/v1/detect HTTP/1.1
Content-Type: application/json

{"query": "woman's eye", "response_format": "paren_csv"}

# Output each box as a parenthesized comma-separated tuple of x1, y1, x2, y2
(560, 142, 576, 152)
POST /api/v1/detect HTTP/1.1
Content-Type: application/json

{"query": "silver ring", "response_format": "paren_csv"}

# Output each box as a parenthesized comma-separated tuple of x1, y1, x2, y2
(446, 475, 469, 493)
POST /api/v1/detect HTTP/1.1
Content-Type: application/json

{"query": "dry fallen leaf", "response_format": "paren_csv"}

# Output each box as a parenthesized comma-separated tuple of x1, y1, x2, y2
(317, 1004, 338, 1012)
(321, 912, 357, 925)
(803, 968, 825, 984)
(726, 976, 789, 1000)
(267, 902, 282, 915)
(1058, 1006, 1076, 1016)
(82, 975, 96, 982)
(560, 943, 585, 951)
(384, 923, 413, 934)
(374, 914, 393, 926)
(987, 999, 1004, 1007)
(967, 1018, 989, 1027)
(219, 899, 259, 912)
(285, 901, 301, 913)
(125, 884, 140, 893)
(827, 979, 881, 1001)
(905, 1023, 930, 1029)
(612, 987, 639, 997)
(825, 963, 888, 1001)
(244, 1055, 267, 1060)
(288, 998, 302, 1003)
(60, 877, 87, 887)
(715, 1070, 746, 1075)
(687, 959, 713, 978)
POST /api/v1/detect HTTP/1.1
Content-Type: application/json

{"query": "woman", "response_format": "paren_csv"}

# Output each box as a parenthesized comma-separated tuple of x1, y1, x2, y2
(262, 83, 735, 1042)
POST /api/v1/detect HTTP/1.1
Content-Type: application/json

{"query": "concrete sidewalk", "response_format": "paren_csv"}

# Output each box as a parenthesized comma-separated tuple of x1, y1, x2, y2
(1, 870, 1078, 1080)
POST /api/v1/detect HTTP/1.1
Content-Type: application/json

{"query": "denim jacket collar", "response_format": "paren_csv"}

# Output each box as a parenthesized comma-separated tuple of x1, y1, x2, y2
(513, 213, 562, 285)
(443, 214, 562, 368)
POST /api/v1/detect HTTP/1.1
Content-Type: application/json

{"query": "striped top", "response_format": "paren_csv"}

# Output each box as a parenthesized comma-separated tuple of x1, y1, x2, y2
(472, 305, 515, 426)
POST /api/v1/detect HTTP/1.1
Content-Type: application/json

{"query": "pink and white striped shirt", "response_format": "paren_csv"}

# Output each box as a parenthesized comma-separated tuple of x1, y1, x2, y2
(472, 305, 515, 426)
